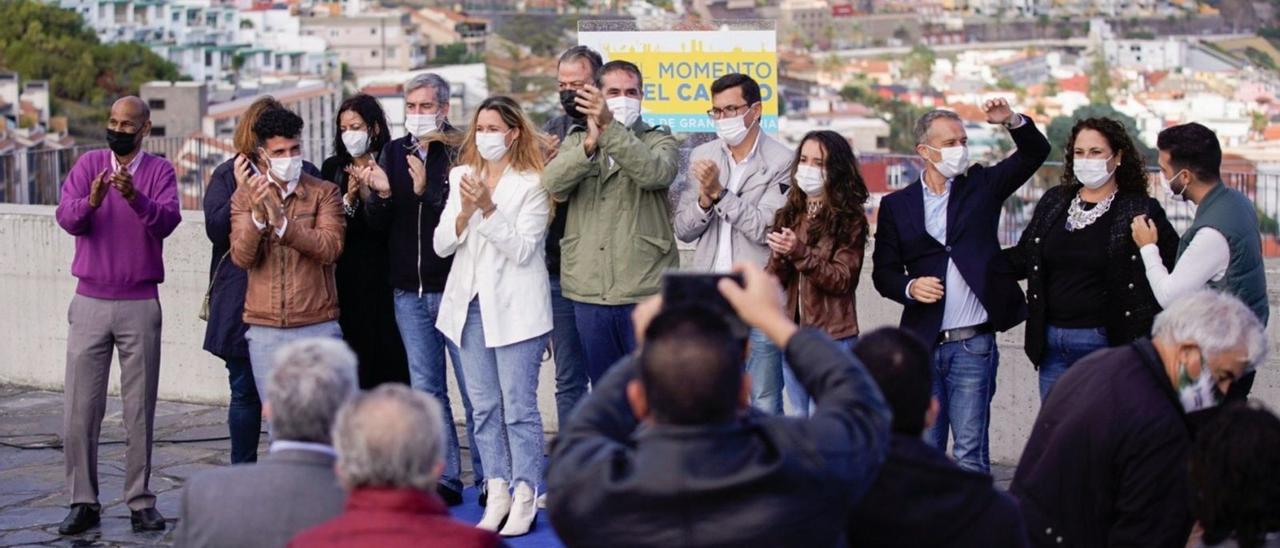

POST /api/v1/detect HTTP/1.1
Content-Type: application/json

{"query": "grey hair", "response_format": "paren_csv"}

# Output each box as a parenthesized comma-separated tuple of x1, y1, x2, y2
(404, 73, 450, 107)
(1152, 290, 1268, 372)
(266, 338, 359, 444)
(332, 384, 446, 492)
(913, 109, 962, 145)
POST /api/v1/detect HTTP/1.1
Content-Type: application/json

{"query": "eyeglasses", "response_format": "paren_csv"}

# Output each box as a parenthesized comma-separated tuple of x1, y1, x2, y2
(706, 103, 753, 119)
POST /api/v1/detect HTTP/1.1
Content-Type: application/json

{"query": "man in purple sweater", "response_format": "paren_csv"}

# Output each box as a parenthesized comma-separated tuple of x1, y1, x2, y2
(53, 96, 181, 536)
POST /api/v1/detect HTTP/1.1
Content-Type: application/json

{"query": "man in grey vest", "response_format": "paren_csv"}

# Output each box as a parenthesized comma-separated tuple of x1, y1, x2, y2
(1132, 122, 1268, 397)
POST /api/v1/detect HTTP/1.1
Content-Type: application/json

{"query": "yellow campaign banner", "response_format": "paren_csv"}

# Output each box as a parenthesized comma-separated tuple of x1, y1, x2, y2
(578, 30, 778, 134)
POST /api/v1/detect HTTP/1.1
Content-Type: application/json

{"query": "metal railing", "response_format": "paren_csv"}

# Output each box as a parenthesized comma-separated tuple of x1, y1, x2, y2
(3, 145, 1278, 252)
(0, 137, 331, 211)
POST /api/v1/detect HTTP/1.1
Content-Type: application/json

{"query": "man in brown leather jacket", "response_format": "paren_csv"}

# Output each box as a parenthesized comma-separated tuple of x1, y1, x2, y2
(231, 106, 345, 414)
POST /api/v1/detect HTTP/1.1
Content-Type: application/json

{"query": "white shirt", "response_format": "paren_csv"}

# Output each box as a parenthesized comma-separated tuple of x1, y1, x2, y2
(269, 440, 337, 457)
(711, 134, 762, 271)
(906, 177, 990, 330)
(1139, 227, 1229, 308)
(433, 164, 553, 348)
(251, 178, 299, 238)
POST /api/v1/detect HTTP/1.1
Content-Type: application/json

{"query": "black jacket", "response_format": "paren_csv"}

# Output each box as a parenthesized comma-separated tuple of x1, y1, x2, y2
(365, 132, 458, 294)
(542, 114, 584, 276)
(1010, 340, 1193, 548)
(202, 157, 319, 359)
(872, 118, 1050, 344)
(848, 434, 1030, 547)
(545, 328, 892, 548)
(1004, 184, 1178, 364)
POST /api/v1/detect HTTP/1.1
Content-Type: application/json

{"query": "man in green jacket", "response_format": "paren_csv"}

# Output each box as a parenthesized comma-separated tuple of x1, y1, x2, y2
(544, 59, 680, 383)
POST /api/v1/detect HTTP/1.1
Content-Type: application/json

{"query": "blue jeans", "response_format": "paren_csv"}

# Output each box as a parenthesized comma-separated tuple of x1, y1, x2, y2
(925, 333, 999, 473)
(573, 301, 637, 384)
(746, 329, 783, 415)
(245, 321, 343, 409)
(451, 299, 547, 488)
(549, 276, 588, 423)
(392, 289, 483, 492)
(1039, 326, 1108, 401)
(225, 356, 261, 464)
(782, 335, 857, 417)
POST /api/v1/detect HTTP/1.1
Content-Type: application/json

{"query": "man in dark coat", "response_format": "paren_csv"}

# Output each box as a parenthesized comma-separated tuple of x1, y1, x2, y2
(848, 327, 1029, 547)
(1011, 290, 1266, 547)
(546, 263, 891, 548)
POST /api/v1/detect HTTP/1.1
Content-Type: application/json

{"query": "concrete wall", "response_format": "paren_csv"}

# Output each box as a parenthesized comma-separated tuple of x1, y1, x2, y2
(3, 203, 1279, 465)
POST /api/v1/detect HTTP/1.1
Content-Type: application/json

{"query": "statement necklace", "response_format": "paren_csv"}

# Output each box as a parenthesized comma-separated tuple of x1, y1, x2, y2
(1065, 189, 1116, 231)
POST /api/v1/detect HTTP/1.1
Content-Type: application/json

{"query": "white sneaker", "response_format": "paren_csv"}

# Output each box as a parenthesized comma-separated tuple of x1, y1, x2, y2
(476, 479, 511, 531)
(499, 481, 538, 537)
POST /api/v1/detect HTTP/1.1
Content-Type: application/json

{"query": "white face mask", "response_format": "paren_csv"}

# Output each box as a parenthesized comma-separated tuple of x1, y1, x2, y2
(1176, 356, 1222, 413)
(1074, 156, 1114, 189)
(475, 130, 510, 162)
(266, 154, 302, 184)
(404, 113, 439, 137)
(795, 164, 825, 196)
(923, 145, 969, 179)
(606, 97, 642, 127)
(1162, 169, 1189, 202)
(714, 109, 756, 147)
(342, 130, 370, 157)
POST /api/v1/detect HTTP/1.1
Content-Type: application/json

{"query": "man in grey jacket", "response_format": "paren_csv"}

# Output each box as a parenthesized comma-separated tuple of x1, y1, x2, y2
(674, 72, 792, 415)
(175, 339, 358, 548)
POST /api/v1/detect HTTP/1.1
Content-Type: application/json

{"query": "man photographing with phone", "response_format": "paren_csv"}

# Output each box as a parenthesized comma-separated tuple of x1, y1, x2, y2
(545, 263, 891, 547)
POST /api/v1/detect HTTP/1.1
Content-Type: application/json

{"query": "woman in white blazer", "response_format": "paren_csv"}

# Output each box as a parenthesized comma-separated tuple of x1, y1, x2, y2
(432, 96, 551, 538)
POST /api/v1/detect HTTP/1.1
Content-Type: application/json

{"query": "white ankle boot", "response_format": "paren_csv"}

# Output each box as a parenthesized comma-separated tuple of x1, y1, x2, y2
(499, 481, 538, 537)
(476, 479, 511, 531)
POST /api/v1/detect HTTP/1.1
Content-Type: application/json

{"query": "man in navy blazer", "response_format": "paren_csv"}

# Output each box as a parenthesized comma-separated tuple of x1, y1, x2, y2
(872, 99, 1049, 473)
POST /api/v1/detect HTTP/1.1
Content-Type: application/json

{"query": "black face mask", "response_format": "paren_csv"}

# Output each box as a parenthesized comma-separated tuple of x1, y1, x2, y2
(560, 89, 586, 120)
(105, 128, 141, 157)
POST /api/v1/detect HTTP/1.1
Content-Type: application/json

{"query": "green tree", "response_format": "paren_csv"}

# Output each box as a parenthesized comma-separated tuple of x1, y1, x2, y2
(496, 14, 566, 57)
(901, 44, 936, 88)
(430, 43, 481, 66)
(1045, 103, 1155, 162)
(1044, 77, 1061, 96)
(1086, 51, 1112, 104)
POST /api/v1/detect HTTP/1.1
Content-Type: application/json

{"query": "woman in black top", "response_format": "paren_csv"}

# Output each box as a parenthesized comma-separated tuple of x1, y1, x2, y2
(320, 93, 410, 388)
(203, 97, 321, 463)
(1005, 117, 1178, 400)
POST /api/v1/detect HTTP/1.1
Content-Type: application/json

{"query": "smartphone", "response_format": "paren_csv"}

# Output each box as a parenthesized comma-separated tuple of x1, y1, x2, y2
(661, 272, 748, 339)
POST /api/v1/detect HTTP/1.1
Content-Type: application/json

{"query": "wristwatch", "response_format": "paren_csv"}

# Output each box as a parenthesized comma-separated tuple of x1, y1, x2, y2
(711, 188, 728, 206)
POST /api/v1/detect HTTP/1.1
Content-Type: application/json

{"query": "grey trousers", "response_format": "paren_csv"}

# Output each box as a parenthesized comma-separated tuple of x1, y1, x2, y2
(64, 294, 162, 511)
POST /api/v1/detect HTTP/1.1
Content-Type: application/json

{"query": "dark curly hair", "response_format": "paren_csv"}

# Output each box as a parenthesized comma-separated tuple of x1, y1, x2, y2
(332, 93, 390, 160)
(1190, 402, 1280, 548)
(253, 106, 304, 144)
(773, 130, 870, 249)
(1061, 117, 1148, 195)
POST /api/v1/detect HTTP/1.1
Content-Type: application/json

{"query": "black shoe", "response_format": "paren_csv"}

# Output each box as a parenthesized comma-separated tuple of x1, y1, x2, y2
(130, 508, 166, 532)
(479, 481, 488, 507)
(437, 484, 463, 507)
(58, 504, 100, 536)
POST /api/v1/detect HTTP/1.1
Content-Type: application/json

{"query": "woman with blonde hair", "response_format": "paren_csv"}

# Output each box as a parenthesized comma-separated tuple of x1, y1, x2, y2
(433, 95, 550, 537)
(201, 96, 321, 463)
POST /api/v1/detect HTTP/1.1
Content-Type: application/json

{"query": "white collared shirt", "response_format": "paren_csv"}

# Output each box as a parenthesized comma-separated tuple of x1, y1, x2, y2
(269, 440, 337, 458)
(111, 151, 144, 176)
(907, 176, 990, 330)
(711, 132, 762, 272)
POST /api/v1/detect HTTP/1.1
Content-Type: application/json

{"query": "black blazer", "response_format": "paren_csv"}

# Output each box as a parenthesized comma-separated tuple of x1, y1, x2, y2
(1010, 340, 1192, 547)
(545, 329, 892, 548)
(202, 157, 319, 359)
(872, 118, 1051, 345)
(1003, 184, 1179, 365)
(364, 131, 458, 293)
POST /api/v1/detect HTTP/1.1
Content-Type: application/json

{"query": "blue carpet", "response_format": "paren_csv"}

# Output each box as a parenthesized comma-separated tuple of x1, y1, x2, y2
(447, 486, 565, 547)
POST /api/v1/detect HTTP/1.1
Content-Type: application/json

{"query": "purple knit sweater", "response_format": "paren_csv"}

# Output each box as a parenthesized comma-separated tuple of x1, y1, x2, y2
(55, 149, 182, 300)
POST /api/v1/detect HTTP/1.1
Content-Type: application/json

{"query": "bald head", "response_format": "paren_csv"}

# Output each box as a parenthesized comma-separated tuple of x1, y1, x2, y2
(108, 96, 150, 139)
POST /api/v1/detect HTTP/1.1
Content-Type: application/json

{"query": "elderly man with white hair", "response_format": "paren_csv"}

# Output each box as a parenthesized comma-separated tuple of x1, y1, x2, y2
(1011, 290, 1267, 548)
(176, 339, 358, 548)
(289, 385, 500, 548)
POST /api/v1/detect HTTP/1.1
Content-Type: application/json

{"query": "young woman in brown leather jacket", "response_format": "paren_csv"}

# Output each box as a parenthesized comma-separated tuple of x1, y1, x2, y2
(766, 129, 870, 415)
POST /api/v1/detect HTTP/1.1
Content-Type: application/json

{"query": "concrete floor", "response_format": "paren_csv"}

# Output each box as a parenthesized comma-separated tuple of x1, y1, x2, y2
(0, 384, 1015, 546)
